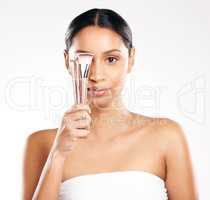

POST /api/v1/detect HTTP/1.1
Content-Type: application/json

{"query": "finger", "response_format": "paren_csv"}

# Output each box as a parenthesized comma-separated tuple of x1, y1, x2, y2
(64, 103, 90, 114)
(71, 129, 90, 137)
(71, 104, 91, 114)
(65, 106, 90, 115)
(65, 110, 91, 122)
(66, 119, 90, 130)
(71, 137, 78, 141)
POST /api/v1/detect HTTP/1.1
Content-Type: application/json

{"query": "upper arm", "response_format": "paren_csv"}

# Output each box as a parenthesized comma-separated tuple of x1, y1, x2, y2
(163, 119, 198, 200)
(22, 131, 49, 200)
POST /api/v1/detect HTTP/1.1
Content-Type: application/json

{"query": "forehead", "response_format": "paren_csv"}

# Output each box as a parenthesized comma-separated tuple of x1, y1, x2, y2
(70, 26, 127, 54)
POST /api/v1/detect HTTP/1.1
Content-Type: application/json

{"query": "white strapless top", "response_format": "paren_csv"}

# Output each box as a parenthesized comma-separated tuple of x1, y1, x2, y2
(58, 170, 168, 200)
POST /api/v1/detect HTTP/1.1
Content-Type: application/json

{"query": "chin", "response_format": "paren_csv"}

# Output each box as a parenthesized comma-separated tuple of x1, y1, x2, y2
(88, 95, 113, 110)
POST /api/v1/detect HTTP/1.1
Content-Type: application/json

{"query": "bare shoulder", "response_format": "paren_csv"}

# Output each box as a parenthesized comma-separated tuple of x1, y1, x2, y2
(154, 117, 193, 168)
(26, 128, 57, 149)
(25, 128, 58, 158)
(22, 128, 57, 200)
(133, 115, 190, 156)
(144, 116, 188, 146)
(27, 128, 57, 140)
(149, 117, 198, 199)
(154, 117, 189, 152)
(133, 116, 198, 200)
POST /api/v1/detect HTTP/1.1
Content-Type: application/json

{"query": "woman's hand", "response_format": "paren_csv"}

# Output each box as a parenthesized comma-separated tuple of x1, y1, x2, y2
(52, 103, 91, 160)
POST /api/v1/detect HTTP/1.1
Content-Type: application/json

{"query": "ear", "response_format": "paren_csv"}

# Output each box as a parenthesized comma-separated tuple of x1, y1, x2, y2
(127, 47, 135, 74)
(64, 49, 73, 75)
(64, 49, 69, 69)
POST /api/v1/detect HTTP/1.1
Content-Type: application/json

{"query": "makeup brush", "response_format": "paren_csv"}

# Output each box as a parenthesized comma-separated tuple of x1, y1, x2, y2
(70, 52, 94, 104)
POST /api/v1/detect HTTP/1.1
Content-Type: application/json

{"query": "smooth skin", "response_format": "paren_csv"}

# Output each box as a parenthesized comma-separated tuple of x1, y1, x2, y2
(23, 26, 198, 200)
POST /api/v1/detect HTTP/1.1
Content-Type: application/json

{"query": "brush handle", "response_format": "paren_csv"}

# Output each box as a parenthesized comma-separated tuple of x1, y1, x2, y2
(71, 61, 88, 104)
(79, 78, 88, 104)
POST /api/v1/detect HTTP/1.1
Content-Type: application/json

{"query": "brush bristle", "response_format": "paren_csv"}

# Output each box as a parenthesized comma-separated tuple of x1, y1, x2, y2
(76, 53, 94, 65)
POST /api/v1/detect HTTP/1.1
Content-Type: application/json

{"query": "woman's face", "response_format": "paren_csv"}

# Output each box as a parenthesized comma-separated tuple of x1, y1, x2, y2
(64, 26, 135, 109)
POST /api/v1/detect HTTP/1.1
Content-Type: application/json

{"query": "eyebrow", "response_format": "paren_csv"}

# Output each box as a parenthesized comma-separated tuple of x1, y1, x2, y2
(75, 49, 121, 54)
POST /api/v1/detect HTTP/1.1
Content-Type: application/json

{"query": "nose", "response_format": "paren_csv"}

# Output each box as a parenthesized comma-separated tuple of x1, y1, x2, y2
(88, 59, 105, 82)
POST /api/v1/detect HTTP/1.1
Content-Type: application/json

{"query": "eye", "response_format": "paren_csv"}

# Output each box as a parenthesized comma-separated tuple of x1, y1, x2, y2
(106, 56, 118, 65)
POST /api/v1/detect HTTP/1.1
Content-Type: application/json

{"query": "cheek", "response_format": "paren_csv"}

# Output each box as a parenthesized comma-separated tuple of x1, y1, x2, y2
(106, 58, 128, 78)
(108, 66, 128, 95)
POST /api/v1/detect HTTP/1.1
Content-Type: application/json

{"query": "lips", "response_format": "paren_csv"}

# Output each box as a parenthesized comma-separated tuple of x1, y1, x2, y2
(87, 87, 109, 97)
(88, 86, 104, 91)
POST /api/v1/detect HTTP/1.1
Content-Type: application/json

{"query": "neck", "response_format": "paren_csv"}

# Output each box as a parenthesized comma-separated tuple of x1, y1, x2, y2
(89, 97, 133, 140)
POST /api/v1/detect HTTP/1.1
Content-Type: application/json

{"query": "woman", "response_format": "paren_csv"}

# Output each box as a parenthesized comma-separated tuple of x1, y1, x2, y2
(23, 8, 198, 200)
